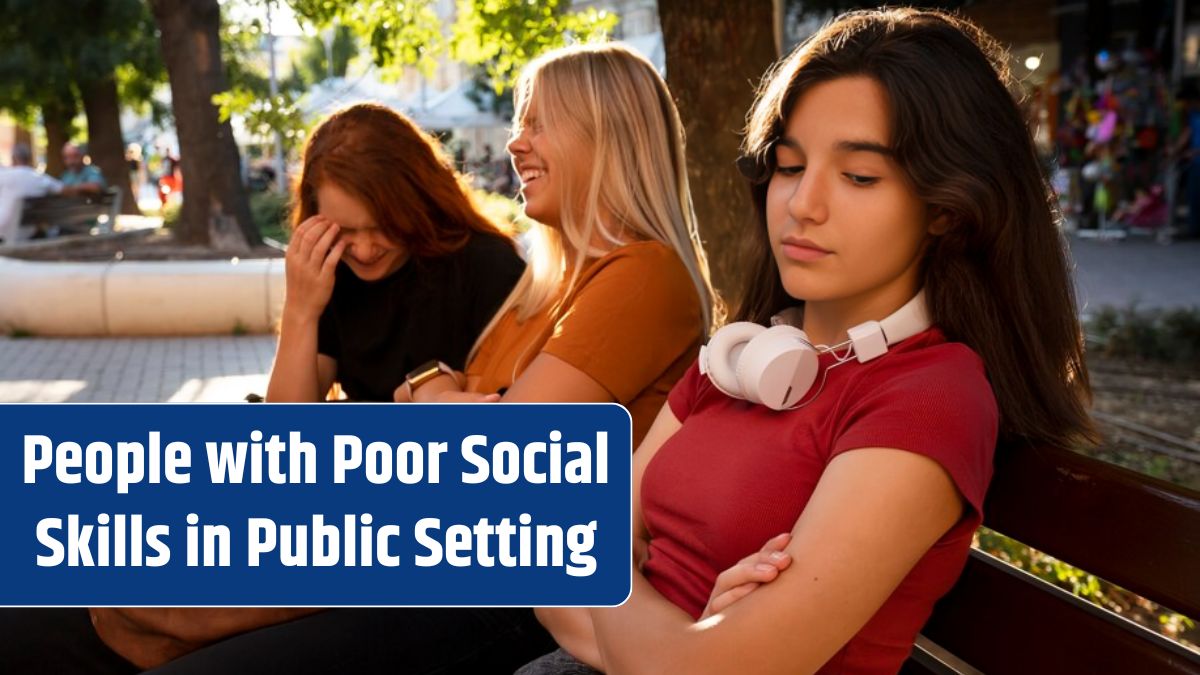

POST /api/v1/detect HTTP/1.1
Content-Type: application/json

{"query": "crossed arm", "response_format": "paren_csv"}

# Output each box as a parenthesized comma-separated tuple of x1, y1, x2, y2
(539, 403, 965, 675)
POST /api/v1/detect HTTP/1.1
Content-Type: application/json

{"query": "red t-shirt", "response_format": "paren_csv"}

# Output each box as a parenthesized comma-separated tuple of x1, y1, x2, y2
(641, 327, 998, 674)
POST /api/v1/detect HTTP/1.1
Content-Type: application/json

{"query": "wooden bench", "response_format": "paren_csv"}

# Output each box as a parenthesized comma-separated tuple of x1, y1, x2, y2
(904, 443, 1200, 674)
(20, 188, 122, 238)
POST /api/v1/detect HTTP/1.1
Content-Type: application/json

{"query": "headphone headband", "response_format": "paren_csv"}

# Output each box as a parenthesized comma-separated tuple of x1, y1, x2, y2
(847, 290, 931, 363)
(702, 290, 932, 410)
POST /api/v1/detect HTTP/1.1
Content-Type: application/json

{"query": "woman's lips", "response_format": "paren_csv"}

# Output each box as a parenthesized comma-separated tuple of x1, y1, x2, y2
(781, 240, 831, 262)
(350, 254, 384, 267)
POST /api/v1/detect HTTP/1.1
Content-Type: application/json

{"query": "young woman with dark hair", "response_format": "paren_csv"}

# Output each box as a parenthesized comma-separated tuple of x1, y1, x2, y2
(267, 103, 525, 402)
(524, 9, 1096, 674)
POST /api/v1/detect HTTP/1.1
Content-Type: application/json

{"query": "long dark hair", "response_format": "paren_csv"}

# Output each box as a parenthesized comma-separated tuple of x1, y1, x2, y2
(738, 8, 1095, 448)
(293, 103, 510, 257)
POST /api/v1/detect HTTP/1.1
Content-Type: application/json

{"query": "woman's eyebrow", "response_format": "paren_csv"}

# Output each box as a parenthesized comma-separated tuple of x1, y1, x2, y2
(776, 136, 894, 158)
(835, 139, 895, 157)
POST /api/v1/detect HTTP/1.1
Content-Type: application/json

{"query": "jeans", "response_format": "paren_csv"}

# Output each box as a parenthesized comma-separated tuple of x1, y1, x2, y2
(515, 648, 604, 675)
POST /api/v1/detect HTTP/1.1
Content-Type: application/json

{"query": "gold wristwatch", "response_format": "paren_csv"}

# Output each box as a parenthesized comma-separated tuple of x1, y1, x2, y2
(404, 359, 454, 398)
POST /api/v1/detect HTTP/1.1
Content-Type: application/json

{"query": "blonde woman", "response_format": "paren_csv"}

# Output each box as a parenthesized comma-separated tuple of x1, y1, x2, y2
(397, 43, 719, 447)
(0, 44, 724, 675)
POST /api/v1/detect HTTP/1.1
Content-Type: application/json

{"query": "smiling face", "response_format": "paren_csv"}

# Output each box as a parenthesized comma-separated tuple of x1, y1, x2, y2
(506, 89, 583, 229)
(766, 76, 933, 318)
(315, 182, 407, 281)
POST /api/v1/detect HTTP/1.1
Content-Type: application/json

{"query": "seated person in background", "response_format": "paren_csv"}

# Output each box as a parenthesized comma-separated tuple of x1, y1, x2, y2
(400, 43, 720, 447)
(59, 142, 107, 197)
(0, 143, 62, 244)
(267, 103, 525, 402)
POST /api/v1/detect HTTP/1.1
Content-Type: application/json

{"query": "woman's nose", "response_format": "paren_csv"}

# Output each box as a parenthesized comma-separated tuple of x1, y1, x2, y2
(506, 128, 530, 156)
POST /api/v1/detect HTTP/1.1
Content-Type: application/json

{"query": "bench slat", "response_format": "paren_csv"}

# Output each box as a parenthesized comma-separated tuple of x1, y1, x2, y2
(983, 443, 1200, 619)
(921, 551, 1200, 674)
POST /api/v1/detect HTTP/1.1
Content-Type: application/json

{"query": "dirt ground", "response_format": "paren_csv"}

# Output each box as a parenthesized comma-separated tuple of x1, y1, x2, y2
(1086, 355, 1200, 492)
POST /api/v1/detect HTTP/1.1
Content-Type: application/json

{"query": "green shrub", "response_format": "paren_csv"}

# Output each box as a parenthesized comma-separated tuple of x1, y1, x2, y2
(976, 528, 1196, 648)
(472, 189, 533, 234)
(1086, 305, 1200, 366)
(161, 202, 182, 231)
(251, 190, 293, 244)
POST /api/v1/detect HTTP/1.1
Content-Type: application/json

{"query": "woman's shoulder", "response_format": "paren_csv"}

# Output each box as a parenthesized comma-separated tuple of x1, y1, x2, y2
(460, 229, 521, 258)
(849, 329, 996, 415)
(874, 329, 985, 374)
(597, 239, 680, 263)
(583, 240, 691, 285)
(452, 230, 524, 272)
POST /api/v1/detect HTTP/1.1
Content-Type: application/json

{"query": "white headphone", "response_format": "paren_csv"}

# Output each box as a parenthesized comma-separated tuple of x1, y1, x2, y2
(699, 291, 931, 410)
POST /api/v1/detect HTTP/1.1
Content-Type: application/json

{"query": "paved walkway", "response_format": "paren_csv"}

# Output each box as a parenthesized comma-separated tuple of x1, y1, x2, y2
(1069, 236, 1200, 312)
(0, 336, 276, 403)
(0, 232, 1195, 405)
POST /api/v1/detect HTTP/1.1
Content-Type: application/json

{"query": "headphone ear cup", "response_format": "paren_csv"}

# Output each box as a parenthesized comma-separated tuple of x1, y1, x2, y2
(702, 322, 765, 399)
(735, 325, 820, 410)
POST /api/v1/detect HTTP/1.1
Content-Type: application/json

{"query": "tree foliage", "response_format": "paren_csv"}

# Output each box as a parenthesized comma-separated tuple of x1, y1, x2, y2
(289, 24, 359, 87)
(288, 0, 445, 78)
(0, 0, 164, 128)
(288, 0, 617, 91)
(450, 0, 617, 92)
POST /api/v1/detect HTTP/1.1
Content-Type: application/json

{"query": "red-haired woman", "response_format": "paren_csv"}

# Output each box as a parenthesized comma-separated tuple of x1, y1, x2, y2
(267, 103, 525, 402)
(0, 106, 533, 675)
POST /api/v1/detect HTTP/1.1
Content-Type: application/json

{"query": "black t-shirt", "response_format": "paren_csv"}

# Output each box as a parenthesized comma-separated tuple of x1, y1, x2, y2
(317, 232, 525, 401)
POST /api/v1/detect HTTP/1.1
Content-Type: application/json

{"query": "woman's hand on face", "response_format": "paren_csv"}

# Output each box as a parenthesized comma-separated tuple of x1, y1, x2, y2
(284, 216, 346, 322)
(699, 532, 792, 620)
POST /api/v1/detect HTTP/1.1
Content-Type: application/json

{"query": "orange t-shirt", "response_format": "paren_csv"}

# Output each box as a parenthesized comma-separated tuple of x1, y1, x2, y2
(466, 240, 703, 446)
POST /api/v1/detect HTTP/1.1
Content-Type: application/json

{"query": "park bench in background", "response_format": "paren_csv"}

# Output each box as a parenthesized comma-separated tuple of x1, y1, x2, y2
(20, 188, 122, 239)
(904, 443, 1200, 674)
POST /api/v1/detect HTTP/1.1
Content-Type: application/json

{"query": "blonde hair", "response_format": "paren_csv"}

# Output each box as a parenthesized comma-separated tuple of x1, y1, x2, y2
(469, 42, 720, 365)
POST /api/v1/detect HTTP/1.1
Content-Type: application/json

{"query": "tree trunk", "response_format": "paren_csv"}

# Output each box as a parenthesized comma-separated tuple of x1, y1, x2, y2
(81, 74, 141, 216)
(658, 0, 778, 303)
(42, 96, 76, 178)
(149, 0, 259, 248)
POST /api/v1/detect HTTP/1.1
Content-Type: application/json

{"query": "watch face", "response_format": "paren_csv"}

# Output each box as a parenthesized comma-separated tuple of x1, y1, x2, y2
(406, 360, 444, 388)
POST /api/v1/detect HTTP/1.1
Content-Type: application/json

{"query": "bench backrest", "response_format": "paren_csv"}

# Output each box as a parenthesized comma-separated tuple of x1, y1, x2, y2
(905, 443, 1200, 674)
(21, 188, 121, 235)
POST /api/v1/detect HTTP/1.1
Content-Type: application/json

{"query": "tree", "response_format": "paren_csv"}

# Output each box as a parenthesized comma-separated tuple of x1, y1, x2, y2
(658, 0, 779, 300)
(75, 0, 162, 216)
(0, 0, 163, 215)
(150, 0, 261, 248)
(0, 20, 77, 177)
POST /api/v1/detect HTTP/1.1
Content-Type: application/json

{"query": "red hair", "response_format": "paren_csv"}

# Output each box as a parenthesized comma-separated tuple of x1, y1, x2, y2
(293, 103, 510, 256)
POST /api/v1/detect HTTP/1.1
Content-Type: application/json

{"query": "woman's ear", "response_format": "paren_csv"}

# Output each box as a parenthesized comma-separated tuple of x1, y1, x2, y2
(928, 208, 954, 236)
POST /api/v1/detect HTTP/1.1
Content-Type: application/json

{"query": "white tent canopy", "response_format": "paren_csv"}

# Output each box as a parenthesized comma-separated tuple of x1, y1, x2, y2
(298, 74, 409, 121)
(298, 73, 504, 132)
(406, 81, 504, 130)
